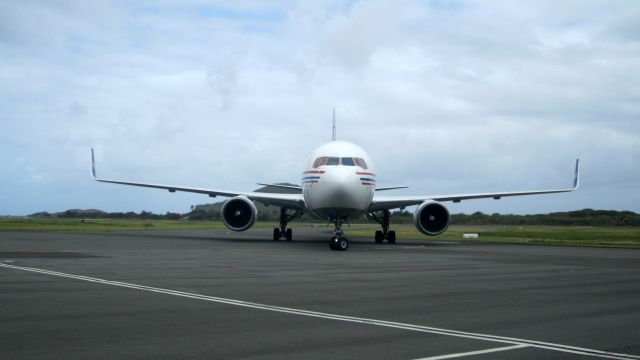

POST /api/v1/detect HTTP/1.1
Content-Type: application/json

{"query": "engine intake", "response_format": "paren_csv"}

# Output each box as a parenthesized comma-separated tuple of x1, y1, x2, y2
(414, 201, 450, 236)
(221, 196, 257, 231)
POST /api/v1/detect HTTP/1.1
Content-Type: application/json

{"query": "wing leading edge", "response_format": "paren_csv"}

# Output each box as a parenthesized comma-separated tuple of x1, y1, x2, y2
(369, 159, 580, 212)
(90, 149, 305, 210)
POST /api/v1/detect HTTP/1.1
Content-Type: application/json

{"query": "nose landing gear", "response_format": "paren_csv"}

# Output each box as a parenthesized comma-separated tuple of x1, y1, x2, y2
(329, 218, 349, 251)
(329, 235, 349, 251)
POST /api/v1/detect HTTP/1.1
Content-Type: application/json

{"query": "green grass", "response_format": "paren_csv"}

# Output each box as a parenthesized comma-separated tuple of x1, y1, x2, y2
(0, 218, 274, 232)
(348, 224, 640, 248)
(2, 219, 639, 248)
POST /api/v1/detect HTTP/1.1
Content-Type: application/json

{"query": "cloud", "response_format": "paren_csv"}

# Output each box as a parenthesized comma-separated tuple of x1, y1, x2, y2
(1, 0, 639, 215)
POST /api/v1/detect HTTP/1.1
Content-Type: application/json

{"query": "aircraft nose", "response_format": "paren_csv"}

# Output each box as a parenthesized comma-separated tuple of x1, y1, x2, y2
(331, 167, 353, 185)
(326, 167, 352, 187)
(304, 166, 372, 219)
(323, 168, 362, 205)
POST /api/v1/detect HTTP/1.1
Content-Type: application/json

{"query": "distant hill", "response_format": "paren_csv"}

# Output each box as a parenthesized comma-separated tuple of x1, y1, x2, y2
(190, 183, 300, 221)
(193, 183, 299, 210)
(30, 209, 108, 218)
(29, 209, 181, 220)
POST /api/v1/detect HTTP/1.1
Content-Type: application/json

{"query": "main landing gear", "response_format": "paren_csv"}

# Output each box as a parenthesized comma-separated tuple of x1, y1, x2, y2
(329, 218, 349, 251)
(367, 210, 396, 244)
(273, 207, 304, 242)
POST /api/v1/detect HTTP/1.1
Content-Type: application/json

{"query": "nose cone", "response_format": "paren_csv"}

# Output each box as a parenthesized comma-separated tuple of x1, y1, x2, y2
(323, 168, 358, 205)
(305, 167, 373, 219)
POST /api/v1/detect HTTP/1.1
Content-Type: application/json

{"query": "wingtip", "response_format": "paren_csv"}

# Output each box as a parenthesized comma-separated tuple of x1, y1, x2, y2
(573, 158, 580, 189)
(90, 148, 96, 179)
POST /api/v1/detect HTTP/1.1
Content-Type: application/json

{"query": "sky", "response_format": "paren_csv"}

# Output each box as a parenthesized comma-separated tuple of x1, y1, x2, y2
(1, 0, 639, 216)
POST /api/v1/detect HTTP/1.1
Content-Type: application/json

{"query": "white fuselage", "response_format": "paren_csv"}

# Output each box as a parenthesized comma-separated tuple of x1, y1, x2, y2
(302, 141, 375, 220)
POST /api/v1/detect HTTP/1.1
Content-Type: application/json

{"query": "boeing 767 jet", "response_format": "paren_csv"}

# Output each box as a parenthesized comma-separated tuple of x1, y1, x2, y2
(91, 122, 579, 251)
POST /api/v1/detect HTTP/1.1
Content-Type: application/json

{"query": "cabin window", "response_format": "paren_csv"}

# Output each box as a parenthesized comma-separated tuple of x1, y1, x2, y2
(354, 158, 368, 169)
(341, 157, 355, 166)
(326, 157, 340, 166)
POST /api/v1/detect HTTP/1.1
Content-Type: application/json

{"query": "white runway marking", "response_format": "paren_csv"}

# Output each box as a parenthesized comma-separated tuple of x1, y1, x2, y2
(414, 344, 528, 360)
(2, 263, 639, 360)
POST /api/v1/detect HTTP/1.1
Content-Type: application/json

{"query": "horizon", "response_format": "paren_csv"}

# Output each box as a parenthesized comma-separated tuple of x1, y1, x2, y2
(12, 207, 638, 218)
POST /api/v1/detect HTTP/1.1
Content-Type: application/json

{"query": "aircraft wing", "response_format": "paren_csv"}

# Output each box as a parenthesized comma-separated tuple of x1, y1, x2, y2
(369, 159, 580, 212)
(90, 149, 305, 210)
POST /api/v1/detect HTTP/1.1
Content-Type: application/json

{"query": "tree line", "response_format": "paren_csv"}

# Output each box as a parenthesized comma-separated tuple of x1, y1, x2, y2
(31, 210, 183, 220)
(450, 209, 640, 226)
(388, 209, 640, 226)
(188, 208, 640, 226)
(29, 208, 640, 226)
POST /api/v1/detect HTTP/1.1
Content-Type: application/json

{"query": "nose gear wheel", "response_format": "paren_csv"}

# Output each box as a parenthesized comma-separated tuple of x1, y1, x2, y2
(329, 217, 349, 251)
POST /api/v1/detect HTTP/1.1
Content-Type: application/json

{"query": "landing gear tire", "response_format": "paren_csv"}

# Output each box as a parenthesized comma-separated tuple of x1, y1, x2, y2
(368, 210, 396, 245)
(329, 236, 349, 251)
(274, 208, 304, 243)
(375, 230, 384, 244)
(387, 231, 396, 244)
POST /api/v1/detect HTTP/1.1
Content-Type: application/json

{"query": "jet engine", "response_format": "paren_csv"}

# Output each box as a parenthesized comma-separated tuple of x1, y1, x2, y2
(221, 196, 258, 231)
(414, 201, 450, 236)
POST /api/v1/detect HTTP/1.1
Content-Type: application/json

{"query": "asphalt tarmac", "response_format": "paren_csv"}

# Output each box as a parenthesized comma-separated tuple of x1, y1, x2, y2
(1, 227, 639, 359)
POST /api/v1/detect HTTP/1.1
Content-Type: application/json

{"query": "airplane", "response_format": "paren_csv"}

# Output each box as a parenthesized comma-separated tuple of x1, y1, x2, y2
(90, 120, 580, 251)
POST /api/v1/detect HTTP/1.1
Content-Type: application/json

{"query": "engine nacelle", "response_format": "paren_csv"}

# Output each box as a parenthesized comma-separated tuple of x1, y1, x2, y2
(414, 201, 450, 236)
(221, 196, 258, 232)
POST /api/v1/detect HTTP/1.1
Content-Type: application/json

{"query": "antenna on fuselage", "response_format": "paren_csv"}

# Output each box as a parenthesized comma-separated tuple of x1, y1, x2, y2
(332, 108, 336, 141)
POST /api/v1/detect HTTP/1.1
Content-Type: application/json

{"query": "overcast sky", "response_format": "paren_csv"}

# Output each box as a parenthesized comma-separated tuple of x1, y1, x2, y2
(1, 0, 639, 216)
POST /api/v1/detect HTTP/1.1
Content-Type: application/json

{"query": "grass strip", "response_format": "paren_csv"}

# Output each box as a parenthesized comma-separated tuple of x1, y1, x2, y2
(1, 219, 639, 248)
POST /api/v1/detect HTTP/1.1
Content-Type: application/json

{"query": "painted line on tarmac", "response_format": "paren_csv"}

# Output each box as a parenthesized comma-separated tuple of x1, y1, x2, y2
(413, 344, 528, 360)
(1, 262, 639, 360)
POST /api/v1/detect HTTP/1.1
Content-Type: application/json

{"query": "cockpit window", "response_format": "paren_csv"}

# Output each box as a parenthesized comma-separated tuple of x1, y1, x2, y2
(341, 157, 355, 166)
(312, 157, 328, 168)
(326, 157, 340, 166)
(354, 158, 368, 169)
(314, 156, 366, 167)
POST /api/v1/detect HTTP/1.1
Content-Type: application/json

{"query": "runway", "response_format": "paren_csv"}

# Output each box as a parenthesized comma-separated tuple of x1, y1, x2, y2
(1, 228, 639, 359)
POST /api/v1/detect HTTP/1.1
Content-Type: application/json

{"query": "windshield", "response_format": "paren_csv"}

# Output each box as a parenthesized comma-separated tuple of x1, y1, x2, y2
(312, 157, 328, 168)
(341, 157, 355, 166)
(313, 156, 367, 168)
(354, 158, 368, 169)
(326, 157, 340, 165)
